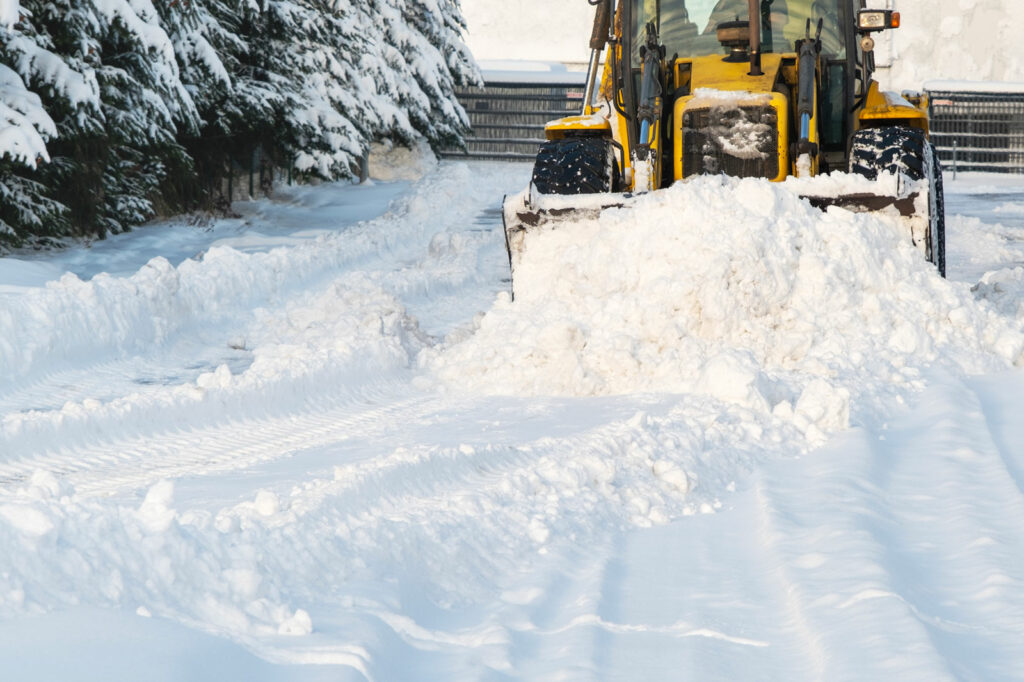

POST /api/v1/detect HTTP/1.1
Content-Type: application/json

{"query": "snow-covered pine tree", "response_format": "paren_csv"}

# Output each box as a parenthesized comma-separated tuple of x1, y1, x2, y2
(0, 60, 63, 245)
(149, 0, 231, 210)
(76, 0, 197, 233)
(1, 0, 477, 247)
(186, 0, 362, 196)
(284, 0, 375, 179)
(152, 0, 282, 208)
(1, 0, 197, 239)
(0, 2, 58, 245)
(239, 0, 376, 181)
(0, 2, 81, 245)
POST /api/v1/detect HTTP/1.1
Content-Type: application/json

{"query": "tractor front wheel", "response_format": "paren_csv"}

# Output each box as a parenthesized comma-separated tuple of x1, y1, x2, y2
(849, 126, 946, 277)
(531, 137, 619, 196)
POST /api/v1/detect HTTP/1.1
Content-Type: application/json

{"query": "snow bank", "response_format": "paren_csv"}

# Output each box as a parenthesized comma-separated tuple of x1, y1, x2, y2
(426, 175, 1024, 443)
(973, 267, 1024, 321)
(368, 138, 437, 181)
(0, 160, 506, 458)
(0, 165, 448, 386)
(0, 474, 316, 639)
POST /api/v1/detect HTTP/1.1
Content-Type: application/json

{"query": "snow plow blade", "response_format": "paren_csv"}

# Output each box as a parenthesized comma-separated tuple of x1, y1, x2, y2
(502, 181, 927, 298)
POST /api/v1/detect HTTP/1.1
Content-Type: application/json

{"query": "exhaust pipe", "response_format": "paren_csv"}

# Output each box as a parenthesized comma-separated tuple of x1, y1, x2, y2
(748, 0, 762, 75)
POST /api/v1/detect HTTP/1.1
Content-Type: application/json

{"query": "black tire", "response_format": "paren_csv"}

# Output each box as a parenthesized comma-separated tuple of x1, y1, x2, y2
(531, 137, 618, 195)
(849, 126, 946, 277)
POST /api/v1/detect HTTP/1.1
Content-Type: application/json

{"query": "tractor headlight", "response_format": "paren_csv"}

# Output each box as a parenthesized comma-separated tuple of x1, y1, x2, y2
(858, 10, 900, 32)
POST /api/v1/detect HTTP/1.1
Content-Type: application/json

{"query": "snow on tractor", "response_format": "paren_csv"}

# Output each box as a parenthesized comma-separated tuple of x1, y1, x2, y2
(503, 0, 945, 294)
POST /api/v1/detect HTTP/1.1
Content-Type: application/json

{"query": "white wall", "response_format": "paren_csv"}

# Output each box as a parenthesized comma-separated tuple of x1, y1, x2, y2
(460, 0, 1023, 87)
(878, 0, 1024, 90)
(459, 0, 594, 64)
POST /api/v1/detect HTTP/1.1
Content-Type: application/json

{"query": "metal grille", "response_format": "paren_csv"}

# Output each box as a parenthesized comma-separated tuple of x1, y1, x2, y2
(441, 82, 586, 162)
(682, 105, 779, 180)
(927, 89, 1024, 174)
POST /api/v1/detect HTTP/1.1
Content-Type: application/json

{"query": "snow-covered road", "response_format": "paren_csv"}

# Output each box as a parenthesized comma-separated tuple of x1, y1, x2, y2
(1, 157, 1023, 681)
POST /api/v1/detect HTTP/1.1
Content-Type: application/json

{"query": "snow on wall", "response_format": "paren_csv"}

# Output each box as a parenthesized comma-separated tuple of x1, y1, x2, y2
(460, 0, 1024, 88)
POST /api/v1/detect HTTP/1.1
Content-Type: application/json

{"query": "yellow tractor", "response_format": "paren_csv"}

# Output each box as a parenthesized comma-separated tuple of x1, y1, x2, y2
(503, 0, 945, 291)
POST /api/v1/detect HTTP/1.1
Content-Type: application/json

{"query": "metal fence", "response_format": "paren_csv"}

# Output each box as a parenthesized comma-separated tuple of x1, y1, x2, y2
(927, 88, 1024, 174)
(441, 80, 587, 162)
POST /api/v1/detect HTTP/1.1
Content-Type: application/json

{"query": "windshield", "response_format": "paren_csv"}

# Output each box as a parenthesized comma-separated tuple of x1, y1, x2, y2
(633, 0, 845, 64)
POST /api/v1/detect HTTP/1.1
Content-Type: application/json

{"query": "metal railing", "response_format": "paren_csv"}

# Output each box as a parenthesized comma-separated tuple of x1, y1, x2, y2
(442, 80, 587, 162)
(927, 87, 1024, 174)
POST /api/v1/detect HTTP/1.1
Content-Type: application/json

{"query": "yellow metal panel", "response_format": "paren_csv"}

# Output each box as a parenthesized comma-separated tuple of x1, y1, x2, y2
(544, 116, 613, 140)
(683, 53, 786, 93)
(856, 81, 928, 131)
(616, 108, 632, 179)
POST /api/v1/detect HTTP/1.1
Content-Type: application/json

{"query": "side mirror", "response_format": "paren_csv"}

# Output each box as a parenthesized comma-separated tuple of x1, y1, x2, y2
(857, 9, 900, 33)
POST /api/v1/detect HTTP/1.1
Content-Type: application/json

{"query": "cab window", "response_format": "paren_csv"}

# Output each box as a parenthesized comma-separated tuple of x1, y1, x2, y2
(634, 0, 845, 63)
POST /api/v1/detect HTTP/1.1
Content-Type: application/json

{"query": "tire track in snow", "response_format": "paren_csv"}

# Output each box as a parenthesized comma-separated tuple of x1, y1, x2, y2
(972, 372, 1024, 504)
(749, 373, 1024, 681)
(0, 380, 438, 496)
(0, 343, 254, 416)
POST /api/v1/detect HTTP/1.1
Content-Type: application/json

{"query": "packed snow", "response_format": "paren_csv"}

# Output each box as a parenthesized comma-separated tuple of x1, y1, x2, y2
(0, 142, 1023, 679)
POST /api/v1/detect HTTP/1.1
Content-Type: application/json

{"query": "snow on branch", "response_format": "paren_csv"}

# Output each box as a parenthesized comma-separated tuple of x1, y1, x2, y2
(0, 63, 54, 167)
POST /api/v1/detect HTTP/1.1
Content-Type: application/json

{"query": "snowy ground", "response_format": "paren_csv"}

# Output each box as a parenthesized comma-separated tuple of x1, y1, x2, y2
(0, 157, 1023, 681)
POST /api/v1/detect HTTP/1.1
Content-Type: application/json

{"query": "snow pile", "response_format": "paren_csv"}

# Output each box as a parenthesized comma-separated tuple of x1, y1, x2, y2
(973, 267, 1024, 321)
(427, 175, 1024, 442)
(368, 138, 438, 182)
(0, 474, 315, 639)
